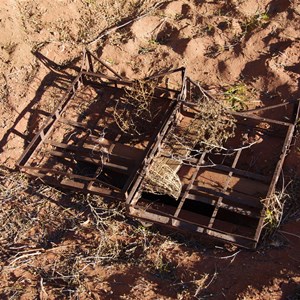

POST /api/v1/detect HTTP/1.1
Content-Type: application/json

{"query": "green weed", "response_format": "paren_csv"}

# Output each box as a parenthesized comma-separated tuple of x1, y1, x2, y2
(241, 12, 269, 34)
(224, 83, 248, 111)
(138, 39, 159, 54)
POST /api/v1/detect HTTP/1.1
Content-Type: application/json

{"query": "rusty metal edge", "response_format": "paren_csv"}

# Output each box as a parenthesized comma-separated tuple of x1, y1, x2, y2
(126, 78, 299, 249)
(17, 50, 187, 200)
(17, 72, 83, 168)
(254, 123, 296, 241)
(125, 70, 187, 202)
(128, 204, 257, 249)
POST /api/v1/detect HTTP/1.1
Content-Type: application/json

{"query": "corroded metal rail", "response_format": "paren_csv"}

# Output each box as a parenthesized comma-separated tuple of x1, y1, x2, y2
(17, 50, 299, 249)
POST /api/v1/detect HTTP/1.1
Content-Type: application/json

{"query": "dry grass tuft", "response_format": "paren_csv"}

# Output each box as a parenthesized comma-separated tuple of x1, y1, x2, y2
(114, 79, 159, 136)
(261, 175, 300, 238)
(165, 94, 236, 155)
(142, 157, 182, 199)
(261, 191, 288, 234)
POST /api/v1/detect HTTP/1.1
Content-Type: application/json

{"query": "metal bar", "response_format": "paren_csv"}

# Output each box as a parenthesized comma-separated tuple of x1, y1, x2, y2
(86, 50, 124, 79)
(88, 135, 145, 159)
(86, 50, 94, 72)
(266, 124, 295, 198)
(82, 71, 131, 85)
(187, 78, 191, 103)
(208, 149, 242, 228)
(129, 205, 257, 248)
(84, 79, 131, 90)
(234, 120, 287, 139)
(160, 151, 271, 183)
(61, 179, 114, 195)
(143, 67, 185, 81)
(294, 100, 300, 125)
(32, 174, 121, 198)
(85, 77, 181, 96)
(48, 150, 130, 174)
(219, 202, 260, 218)
(49, 141, 134, 167)
(181, 104, 292, 127)
(174, 152, 206, 218)
(210, 164, 270, 183)
(231, 111, 291, 127)
(155, 86, 181, 95)
(188, 185, 262, 209)
(17, 73, 82, 167)
(87, 77, 184, 103)
(58, 117, 125, 136)
(239, 99, 300, 114)
(58, 117, 137, 143)
(20, 165, 121, 191)
(184, 194, 260, 218)
(254, 123, 295, 241)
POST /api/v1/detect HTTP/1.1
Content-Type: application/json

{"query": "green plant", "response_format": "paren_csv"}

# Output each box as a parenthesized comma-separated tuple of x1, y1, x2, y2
(204, 24, 215, 35)
(174, 13, 184, 21)
(240, 12, 269, 34)
(138, 39, 159, 54)
(224, 83, 248, 111)
(263, 207, 278, 229)
(262, 176, 300, 238)
(105, 58, 115, 65)
(152, 249, 175, 280)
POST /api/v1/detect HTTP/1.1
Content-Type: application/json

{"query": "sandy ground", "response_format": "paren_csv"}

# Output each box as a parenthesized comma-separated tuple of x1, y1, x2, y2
(0, 0, 300, 299)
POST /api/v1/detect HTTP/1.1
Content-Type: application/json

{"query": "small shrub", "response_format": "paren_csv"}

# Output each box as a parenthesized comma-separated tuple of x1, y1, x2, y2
(224, 83, 248, 111)
(114, 79, 158, 136)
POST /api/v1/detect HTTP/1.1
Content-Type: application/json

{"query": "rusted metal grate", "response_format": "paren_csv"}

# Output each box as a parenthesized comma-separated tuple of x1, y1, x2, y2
(18, 50, 299, 249)
(125, 79, 299, 249)
(17, 50, 186, 199)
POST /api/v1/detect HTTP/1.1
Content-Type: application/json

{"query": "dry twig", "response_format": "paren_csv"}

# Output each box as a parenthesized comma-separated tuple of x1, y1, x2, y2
(88, 1, 165, 45)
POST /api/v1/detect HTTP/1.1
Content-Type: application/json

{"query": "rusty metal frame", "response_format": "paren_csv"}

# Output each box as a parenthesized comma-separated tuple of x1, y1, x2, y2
(126, 77, 299, 249)
(17, 50, 299, 249)
(17, 50, 186, 200)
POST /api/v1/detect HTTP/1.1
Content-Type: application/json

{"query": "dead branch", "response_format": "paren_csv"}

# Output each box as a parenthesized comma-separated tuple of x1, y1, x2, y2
(217, 249, 242, 264)
(113, 79, 158, 136)
(88, 2, 165, 45)
(279, 230, 300, 240)
(194, 265, 218, 297)
(9, 251, 43, 266)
